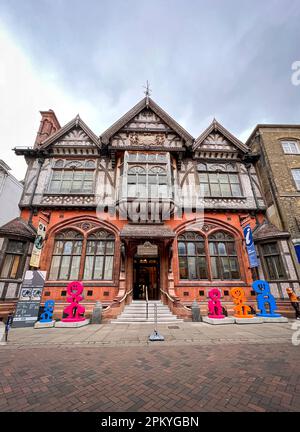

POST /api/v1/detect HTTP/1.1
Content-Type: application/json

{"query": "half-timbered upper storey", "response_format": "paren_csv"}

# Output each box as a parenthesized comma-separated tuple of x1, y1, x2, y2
(14, 97, 265, 218)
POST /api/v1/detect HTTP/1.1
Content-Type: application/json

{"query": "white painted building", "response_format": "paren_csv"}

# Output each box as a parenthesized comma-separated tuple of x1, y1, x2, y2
(0, 160, 23, 226)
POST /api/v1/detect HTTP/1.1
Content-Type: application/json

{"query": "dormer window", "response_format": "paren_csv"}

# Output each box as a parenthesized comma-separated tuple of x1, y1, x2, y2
(281, 141, 300, 154)
(48, 159, 95, 194)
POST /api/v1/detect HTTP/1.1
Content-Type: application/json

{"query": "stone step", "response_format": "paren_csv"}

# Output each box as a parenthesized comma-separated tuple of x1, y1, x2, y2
(111, 300, 181, 324)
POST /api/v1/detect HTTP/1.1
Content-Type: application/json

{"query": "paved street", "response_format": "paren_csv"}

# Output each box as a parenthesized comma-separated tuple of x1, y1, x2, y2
(0, 321, 300, 412)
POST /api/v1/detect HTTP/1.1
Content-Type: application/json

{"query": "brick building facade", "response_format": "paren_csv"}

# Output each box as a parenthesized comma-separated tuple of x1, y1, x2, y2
(0, 97, 299, 320)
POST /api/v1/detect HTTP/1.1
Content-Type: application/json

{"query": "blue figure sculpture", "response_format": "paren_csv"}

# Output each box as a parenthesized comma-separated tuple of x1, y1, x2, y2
(40, 300, 55, 323)
(252, 280, 281, 317)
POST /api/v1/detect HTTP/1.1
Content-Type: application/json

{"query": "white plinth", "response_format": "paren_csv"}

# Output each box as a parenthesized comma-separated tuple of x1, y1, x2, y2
(34, 320, 55, 329)
(235, 317, 263, 324)
(262, 316, 289, 323)
(203, 316, 235, 325)
(55, 319, 90, 328)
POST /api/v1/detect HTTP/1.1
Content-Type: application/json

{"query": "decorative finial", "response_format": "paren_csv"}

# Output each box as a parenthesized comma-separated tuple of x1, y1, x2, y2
(75, 114, 80, 126)
(143, 80, 152, 106)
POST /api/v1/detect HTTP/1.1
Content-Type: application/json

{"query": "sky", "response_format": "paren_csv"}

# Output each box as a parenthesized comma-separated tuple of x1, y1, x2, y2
(0, 0, 300, 180)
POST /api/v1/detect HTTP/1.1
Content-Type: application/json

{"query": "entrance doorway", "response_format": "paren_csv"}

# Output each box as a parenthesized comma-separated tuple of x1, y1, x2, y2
(133, 257, 160, 300)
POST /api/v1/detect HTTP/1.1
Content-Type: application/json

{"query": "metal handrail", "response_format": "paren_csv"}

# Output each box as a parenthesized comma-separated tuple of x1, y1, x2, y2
(160, 288, 191, 311)
(145, 285, 149, 320)
(102, 288, 133, 315)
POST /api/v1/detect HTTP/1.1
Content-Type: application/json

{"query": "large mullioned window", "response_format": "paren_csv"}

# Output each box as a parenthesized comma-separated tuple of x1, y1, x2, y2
(261, 242, 286, 280)
(178, 232, 207, 280)
(49, 229, 115, 281)
(48, 159, 95, 194)
(124, 152, 170, 199)
(177, 230, 240, 281)
(197, 163, 242, 198)
(0, 240, 26, 279)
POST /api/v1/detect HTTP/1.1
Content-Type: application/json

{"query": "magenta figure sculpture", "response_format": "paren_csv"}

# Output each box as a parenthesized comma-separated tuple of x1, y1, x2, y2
(208, 288, 225, 319)
(62, 281, 86, 322)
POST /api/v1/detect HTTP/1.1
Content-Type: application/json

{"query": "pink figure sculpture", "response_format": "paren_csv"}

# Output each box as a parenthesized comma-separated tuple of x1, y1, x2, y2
(62, 281, 86, 322)
(208, 288, 225, 319)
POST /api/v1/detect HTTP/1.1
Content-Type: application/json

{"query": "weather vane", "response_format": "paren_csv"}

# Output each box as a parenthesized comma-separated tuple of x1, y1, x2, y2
(143, 80, 152, 98)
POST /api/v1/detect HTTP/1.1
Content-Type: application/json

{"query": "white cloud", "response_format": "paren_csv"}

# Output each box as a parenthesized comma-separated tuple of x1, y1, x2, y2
(0, 22, 101, 180)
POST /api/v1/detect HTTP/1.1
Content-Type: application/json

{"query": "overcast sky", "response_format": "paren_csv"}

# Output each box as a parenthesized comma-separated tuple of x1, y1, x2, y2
(1, 0, 300, 179)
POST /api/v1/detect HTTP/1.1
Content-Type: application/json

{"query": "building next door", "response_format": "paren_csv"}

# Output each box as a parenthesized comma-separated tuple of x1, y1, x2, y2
(133, 257, 160, 300)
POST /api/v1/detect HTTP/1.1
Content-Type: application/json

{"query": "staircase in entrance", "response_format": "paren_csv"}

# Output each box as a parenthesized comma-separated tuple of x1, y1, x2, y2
(111, 300, 183, 324)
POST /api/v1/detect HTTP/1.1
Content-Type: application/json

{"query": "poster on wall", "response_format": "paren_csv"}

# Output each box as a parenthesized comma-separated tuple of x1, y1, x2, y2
(243, 224, 259, 268)
(30, 221, 47, 268)
(12, 270, 46, 328)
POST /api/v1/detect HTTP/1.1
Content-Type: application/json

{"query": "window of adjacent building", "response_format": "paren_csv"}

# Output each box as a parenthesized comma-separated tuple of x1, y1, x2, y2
(83, 231, 115, 280)
(177, 230, 240, 281)
(208, 232, 240, 280)
(281, 141, 300, 154)
(197, 163, 242, 198)
(178, 232, 207, 280)
(261, 242, 286, 280)
(48, 159, 95, 194)
(292, 169, 300, 190)
(0, 240, 25, 279)
(48, 229, 115, 281)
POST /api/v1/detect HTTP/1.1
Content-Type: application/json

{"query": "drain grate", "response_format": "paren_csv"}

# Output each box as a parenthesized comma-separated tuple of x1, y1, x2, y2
(168, 325, 180, 329)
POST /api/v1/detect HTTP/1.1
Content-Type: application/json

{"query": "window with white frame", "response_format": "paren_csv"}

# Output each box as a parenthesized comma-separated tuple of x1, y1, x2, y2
(292, 169, 300, 190)
(281, 141, 300, 154)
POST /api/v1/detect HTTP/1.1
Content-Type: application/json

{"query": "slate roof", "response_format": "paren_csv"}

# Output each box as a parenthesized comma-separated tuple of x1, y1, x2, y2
(252, 220, 290, 241)
(0, 217, 36, 240)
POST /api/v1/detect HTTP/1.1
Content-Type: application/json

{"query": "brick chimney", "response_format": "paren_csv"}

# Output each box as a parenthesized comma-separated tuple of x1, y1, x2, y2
(34, 109, 61, 147)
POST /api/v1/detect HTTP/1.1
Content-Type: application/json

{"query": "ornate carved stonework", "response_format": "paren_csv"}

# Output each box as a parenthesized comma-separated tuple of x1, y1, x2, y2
(74, 221, 98, 231)
(129, 133, 139, 145)
(41, 195, 95, 205)
(56, 127, 94, 147)
(111, 131, 183, 149)
(123, 109, 169, 131)
(202, 223, 218, 233)
(202, 132, 237, 151)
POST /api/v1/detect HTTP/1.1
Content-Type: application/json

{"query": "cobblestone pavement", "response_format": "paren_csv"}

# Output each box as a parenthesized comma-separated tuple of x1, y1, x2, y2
(0, 321, 299, 412)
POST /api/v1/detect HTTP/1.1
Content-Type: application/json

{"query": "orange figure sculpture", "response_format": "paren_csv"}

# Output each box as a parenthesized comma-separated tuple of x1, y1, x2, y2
(230, 287, 254, 318)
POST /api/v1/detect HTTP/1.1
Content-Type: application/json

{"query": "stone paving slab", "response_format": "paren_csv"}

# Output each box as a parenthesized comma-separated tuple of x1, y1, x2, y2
(2, 320, 296, 348)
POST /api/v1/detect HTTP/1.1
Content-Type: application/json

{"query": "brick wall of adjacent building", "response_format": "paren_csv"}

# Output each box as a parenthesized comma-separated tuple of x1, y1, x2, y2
(249, 126, 300, 277)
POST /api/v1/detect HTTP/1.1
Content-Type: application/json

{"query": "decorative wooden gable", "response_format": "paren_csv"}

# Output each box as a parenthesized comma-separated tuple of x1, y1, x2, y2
(100, 97, 193, 151)
(193, 119, 248, 160)
(40, 115, 100, 155)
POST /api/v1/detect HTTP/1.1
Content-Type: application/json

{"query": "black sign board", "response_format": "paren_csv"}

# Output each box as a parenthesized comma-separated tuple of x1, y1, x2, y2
(12, 270, 46, 328)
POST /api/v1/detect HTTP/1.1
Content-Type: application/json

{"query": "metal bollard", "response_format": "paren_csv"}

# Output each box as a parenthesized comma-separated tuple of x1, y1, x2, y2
(91, 301, 103, 324)
(149, 303, 164, 341)
(191, 299, 202, 322)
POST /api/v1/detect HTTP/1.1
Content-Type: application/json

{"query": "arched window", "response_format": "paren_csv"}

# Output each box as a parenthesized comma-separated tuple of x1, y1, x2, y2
(208, 231, 240, 280)
(178, 232, 207, 280)
(127, 164, 168, 198)
(49, 230, 83, 280)
(83, 230, 115, 280)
